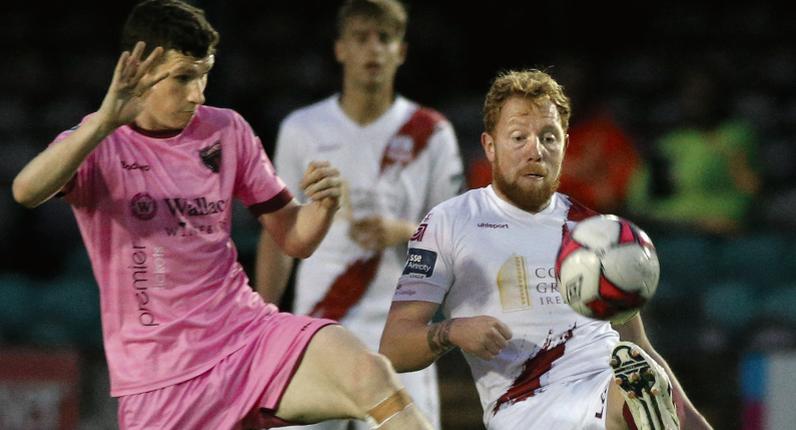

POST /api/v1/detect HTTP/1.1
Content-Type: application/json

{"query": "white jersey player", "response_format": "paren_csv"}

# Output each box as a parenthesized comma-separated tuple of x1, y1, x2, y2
(271, 95, 460, 429)
(394, 187, 619, 427)
(380, 69, 713, 430)
(256, 1, 463, 429)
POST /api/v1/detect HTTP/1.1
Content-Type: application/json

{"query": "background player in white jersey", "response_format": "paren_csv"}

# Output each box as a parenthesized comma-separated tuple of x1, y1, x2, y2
(11, 1, 434, 429)
(380, 69, 713, 430)
(257, 1, 463, 428)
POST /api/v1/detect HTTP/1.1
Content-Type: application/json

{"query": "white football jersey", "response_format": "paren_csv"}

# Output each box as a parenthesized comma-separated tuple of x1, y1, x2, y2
(274, 94, 463, 347)
(394, 186, 620, 425)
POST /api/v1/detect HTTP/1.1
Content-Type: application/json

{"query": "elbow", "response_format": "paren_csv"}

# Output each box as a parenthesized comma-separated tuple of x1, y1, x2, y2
(291, 247, 315, 260)
(379, 335, 411, 373)
(282, 242, 317, 260)
(12, 176, 41, 209)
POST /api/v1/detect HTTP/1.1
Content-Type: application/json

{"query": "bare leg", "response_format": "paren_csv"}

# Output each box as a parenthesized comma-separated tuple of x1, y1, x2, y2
(276, 325, 433, 429)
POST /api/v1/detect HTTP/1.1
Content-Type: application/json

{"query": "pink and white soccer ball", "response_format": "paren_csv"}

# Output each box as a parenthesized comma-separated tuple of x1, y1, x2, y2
(555, 215, 660, 323)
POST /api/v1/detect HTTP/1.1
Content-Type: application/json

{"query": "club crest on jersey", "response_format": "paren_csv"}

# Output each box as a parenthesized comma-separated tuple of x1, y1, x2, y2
(403, 248, 437, 278)
(410, 223, 428, 242)
(199, 141, 221, 173)
(130, 193, 157, 220)
(384, 136, 414, 165)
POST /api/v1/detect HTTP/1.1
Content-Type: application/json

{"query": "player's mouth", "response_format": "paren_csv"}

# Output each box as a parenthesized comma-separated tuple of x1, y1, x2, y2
(364, 61, 383, 73)
(522, 170, 546, 180)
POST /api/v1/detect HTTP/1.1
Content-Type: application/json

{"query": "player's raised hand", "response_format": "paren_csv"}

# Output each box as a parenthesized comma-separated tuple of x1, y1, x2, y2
(95, 41, 170, 130)
(448, 316, 513, 361)
(301, 161, 342, 211)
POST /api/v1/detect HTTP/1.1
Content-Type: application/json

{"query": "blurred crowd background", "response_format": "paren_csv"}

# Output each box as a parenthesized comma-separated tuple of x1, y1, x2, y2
(1, 1, 795, 429)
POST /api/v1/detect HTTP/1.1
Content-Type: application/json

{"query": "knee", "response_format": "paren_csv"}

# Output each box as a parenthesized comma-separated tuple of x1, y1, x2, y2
(353, 351, 397, 387)
(347, 351, 400, 408)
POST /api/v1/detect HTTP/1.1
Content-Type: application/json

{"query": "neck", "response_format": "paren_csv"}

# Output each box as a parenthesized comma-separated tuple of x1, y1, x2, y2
(339, 80, 395, 126)
(130, 121, 183, 139)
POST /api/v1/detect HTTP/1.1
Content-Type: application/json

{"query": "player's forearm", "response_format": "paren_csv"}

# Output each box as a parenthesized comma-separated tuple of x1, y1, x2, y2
(13, 117, 114, 208)
(385, 219, 417, 247)
(281, 201, 335, 258)
(255, 229, 295, 304)
(380, 318, 452, 372)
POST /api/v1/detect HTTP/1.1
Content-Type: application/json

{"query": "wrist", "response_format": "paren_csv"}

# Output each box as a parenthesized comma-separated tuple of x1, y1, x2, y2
(427, 319, 457, 355)
(85, 114, 119, 139)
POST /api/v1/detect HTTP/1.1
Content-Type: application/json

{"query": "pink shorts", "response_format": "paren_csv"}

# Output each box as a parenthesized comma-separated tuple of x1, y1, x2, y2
(118, 313, 336, 430)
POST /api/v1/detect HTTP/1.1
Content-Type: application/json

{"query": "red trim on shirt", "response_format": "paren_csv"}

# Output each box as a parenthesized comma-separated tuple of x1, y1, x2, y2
(248, 188, 294, 217)
(566, 197, 599, 222)
(308, 254, 382, 321)
(559, 196, 600, 248)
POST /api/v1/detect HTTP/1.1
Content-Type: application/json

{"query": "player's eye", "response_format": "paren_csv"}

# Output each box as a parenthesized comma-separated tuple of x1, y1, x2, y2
(354, 33, 368, 43)
(174, 75, 191, 83)
(542, 133, 559, 144)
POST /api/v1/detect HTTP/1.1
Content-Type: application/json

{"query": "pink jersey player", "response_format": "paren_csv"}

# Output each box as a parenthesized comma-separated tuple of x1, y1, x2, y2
(12, 1, 436, 429)
(53, 105, 299, 396)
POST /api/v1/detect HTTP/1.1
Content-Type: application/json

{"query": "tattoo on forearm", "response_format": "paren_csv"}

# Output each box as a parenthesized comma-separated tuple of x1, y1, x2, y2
(427, 320, 455, 356)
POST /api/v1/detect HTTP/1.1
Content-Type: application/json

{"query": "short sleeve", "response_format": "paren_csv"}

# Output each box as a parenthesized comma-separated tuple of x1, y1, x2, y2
(424, 121, 464, 212)
(50, 118, 98, 207)
(231, 113, 293, 215)
(273, 115, 310, 201)
(393, 208, 455, 304)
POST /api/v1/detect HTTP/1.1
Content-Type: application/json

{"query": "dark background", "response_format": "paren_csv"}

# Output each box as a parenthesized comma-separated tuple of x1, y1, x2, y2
(1, 1, 795, 429)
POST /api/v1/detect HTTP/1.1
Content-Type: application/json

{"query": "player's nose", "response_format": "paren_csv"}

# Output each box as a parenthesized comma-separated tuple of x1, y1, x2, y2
(187, 81, 205, 105)
(523, 137, 543, 161)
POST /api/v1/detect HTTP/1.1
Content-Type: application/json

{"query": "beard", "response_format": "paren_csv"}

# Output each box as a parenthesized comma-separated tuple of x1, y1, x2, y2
(492, 154, 560, 213)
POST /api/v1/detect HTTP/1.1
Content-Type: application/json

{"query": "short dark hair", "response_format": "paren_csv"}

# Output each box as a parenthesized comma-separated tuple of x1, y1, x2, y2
(121, 0, 219, 59)
(336, 0, 408, 40)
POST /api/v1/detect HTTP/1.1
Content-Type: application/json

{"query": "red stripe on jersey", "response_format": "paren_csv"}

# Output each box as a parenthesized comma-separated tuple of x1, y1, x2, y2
(566, 197, 599, 223)
(308, 253, 382, 321)
(492, 329, 573, 414)
(379, 107, 445, 174)
(558, 197, 599, 271)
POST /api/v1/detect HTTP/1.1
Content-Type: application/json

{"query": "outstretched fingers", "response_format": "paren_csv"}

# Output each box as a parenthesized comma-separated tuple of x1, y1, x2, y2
(121, 41, 145, 83)
(133, 46, 167, 85)
(113, 42, 168, 96)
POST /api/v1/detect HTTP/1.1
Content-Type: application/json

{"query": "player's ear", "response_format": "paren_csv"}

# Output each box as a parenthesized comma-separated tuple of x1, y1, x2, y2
(481, 132, 495, 163)
(563, 133, 569, 152)
(334, 39, 345, 63)
(397, 41, 408, 66)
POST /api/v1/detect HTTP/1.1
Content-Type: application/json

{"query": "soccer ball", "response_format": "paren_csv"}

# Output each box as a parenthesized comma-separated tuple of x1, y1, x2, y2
(555, 215, 660, 323)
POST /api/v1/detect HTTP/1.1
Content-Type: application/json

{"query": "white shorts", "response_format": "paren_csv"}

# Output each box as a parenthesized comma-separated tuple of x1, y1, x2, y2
(279, 364, 440, 430)
(486, 369, 612, 430)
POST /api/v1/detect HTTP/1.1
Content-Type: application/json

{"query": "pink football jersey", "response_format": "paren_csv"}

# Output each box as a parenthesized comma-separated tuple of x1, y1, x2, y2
(54, 106, 292, 396)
